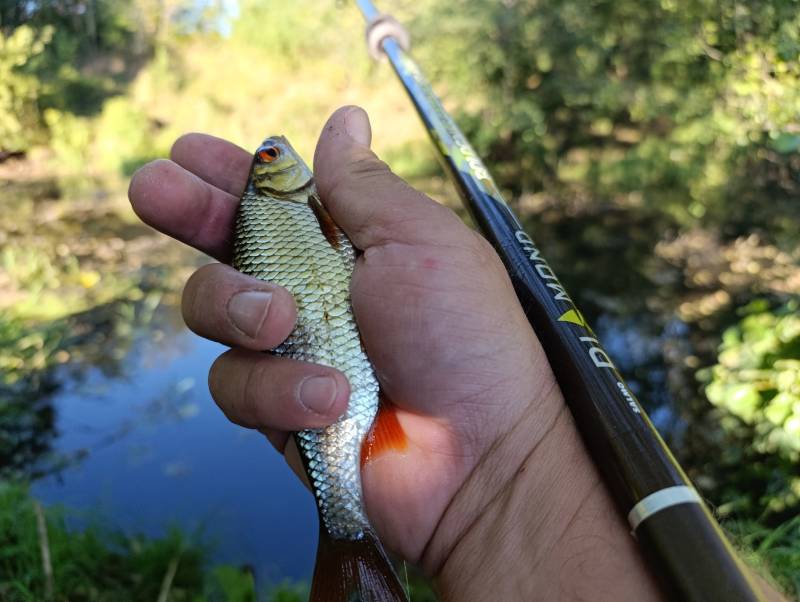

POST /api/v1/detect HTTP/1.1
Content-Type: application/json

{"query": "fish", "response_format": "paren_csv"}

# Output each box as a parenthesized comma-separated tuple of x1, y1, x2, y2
(232, 136, 409, 602)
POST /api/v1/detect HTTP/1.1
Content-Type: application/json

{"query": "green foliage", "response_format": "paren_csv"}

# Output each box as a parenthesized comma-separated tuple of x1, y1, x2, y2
(0, 0, 400, 176)
(263, 579, 309, 602)
(207, 566, 259, 601)
(0, 25, 53, 151)
(697, 299, 800, 595)
(0, 1, 159, 159)
(0, 482, 262, 600)
(703, 300, 800, 460)
(232, 0, 344, 66)
(42, 108, 93, 169)
(1, 1, 136, 50)
(0, 197, 142, 324)
(412, 0, 800, 239)
(94, 97, 165, 175)
(727, 516, 800, 598)
(0, 177, 194, 479)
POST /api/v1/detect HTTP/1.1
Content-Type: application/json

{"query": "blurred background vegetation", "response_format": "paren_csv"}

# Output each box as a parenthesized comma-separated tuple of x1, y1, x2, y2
(1, 0, 798, 599)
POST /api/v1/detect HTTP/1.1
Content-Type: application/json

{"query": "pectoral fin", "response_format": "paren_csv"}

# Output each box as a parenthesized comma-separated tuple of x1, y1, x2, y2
(361, 395, 408, 468)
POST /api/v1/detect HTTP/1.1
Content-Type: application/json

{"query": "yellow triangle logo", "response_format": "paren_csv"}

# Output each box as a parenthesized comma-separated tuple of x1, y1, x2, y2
(558, 309, 586, 326)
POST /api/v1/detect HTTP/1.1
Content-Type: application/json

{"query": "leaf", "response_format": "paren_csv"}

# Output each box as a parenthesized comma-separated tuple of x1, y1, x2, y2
(726, 384, 762, 423)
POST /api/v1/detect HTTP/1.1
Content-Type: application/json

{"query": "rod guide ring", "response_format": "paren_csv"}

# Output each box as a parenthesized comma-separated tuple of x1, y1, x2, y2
(366, 14, 411, 60)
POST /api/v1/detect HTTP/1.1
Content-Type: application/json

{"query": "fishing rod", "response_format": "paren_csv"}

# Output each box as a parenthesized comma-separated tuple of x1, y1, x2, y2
(353, 1, 762, 600)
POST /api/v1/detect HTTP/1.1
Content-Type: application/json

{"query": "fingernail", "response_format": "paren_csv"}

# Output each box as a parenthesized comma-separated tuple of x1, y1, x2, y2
(344, 107, 371, 146)
(299, 375, 338, 414)
(228, 290, 272, 338)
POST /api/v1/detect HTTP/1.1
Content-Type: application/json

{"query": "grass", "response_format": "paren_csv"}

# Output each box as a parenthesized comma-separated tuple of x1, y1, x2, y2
(0, 482, 256, 600)
(726, 517, 800, 598)
(0, 483, 438, 601)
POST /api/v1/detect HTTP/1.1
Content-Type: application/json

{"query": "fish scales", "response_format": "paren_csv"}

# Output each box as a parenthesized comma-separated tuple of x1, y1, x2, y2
(232, 137, 379, 541)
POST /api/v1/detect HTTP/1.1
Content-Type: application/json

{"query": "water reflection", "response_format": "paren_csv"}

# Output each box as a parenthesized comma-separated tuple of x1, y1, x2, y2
(30, 303, 318, 583)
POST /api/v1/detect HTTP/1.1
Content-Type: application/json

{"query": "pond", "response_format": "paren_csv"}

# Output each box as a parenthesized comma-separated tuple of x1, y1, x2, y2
(29, 302, 318, 583)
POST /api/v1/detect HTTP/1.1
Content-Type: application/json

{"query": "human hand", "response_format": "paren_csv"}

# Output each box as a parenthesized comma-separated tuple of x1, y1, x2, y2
(129, 106, 661, 599)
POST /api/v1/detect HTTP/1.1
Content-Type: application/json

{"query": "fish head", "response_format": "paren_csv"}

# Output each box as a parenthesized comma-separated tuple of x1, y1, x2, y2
(251, 136, 313, 194)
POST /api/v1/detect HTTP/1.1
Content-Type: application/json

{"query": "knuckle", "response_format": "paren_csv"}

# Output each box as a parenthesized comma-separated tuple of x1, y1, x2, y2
(346, 151, 390, 180)
(321, 149, 387, 202)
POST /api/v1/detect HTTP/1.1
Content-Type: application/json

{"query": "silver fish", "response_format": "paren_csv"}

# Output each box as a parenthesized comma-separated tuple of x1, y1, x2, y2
(232, 136, 407, 602)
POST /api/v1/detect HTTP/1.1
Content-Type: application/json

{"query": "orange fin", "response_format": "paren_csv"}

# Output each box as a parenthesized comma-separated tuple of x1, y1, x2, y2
(310, 527, 408, 602)
(361, 397, 408, 468)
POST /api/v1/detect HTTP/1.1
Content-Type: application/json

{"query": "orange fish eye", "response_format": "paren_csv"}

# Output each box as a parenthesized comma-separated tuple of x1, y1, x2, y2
(258, 146, 280, 162)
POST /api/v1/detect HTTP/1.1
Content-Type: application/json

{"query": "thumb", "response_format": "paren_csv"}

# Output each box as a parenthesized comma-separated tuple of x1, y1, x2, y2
(313, 105, 461, 250)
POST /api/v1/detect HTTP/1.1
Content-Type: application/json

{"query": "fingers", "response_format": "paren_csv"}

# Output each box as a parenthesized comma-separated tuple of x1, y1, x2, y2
(170, 133, 252, 197)
(132, 113, 465, 259)
(129, 159, 239, 262)
(182, 263, 297, 350)
(128, 134, 252, 262)
(314, 105, 466, 250)
(209, 348, 350, 431)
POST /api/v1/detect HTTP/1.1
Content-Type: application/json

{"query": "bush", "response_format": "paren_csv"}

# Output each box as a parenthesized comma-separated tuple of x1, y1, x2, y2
(412, 0, 800, 238)
(703, 299, 800, 460)
(94, 97, 164, 175)
(0, 25, 53, 152)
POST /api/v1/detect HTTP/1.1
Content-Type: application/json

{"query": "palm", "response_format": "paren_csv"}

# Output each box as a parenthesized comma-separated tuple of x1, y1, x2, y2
(351, 237, 546, 562)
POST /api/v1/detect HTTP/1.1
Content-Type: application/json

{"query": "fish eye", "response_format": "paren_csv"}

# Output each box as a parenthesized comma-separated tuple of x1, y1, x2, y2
(258, 146, 280, 162)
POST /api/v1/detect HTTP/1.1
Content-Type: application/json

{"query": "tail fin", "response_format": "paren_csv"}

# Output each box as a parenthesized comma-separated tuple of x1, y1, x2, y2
(310, 527, 409, 602)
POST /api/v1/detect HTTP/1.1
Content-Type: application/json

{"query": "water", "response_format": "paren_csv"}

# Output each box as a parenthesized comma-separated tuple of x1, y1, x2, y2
(29, 305, 318, 584)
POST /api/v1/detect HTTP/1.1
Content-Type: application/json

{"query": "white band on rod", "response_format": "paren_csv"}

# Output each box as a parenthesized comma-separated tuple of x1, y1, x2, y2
(628, 486, 702, 531)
